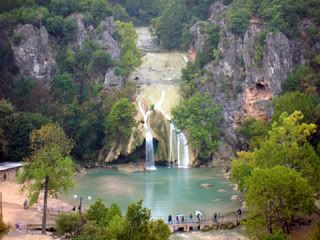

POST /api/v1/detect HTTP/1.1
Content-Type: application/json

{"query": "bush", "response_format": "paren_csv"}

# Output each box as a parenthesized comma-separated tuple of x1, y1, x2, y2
(272, 92, 314, 123)
(55, 213, 85, 237)
(50, 0, 80, 17)
(89, 49, 113, 73)
(86, 199, 108, 225)
(264, 231, 288, 240)
(106, 98, 136, 143)
(282, 65, 314, 93)
(226, 6, 251, 35)
(0, 218, 9, 237)
(239, 118, 267, 150)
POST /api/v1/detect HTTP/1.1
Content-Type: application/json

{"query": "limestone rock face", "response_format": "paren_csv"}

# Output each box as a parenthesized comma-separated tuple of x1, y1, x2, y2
(71, 14, 123, 88)
(73, 14, 89, 48)
(94, 17, 121, 61)
(11, 24, 57, 85)
(104, 68, 124, 90)
(148, 111, 170, 161)
(189, 0, 308, 156)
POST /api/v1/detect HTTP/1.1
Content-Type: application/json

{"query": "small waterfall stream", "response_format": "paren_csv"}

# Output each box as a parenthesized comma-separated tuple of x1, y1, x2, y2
(138, 100, 156, 170)
(169, 123, 190, 168)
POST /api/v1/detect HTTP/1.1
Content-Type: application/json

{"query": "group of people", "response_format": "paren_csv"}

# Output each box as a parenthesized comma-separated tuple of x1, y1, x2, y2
(167, 212, 202, 225)
(167, 209, 242, 225)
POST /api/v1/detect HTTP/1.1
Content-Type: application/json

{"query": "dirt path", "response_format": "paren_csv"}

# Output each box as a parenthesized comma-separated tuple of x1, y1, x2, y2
(0, 181, 71, 239)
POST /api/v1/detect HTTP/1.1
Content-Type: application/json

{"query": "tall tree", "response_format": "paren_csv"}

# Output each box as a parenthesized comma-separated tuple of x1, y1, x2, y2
(0, 99, 14, 161)
(232, 111, 320, 192)
(18, 123, 74, 234)
(106, 98, 136, 144)
(245, 166, 314, 238)
(172, 92, 222, 161)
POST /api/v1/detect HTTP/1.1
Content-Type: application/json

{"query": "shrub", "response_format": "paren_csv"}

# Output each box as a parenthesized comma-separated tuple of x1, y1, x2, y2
(89, 49, 113, 73)
(0, 218, 9, 237)
(55, 213, 85, 237)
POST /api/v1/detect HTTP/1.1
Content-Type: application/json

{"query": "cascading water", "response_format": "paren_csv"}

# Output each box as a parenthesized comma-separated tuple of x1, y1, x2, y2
(138, 99, 156, 170)
(168, 123, 190, 168)
(133, 27, 190, 169)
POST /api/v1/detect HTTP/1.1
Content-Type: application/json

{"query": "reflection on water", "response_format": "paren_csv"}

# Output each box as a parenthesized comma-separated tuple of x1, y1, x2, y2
(61, 167, 241, 219)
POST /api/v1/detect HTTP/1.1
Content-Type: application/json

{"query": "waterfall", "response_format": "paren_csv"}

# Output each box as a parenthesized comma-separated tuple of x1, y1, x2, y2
(138, 99, 156, 170)
(168, 123, 190, 168)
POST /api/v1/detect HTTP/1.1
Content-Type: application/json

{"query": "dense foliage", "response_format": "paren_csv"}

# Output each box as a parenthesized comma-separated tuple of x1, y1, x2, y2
(245, 166, 314, 238)
(231, 112, 320, 238)
(172, 92, 222, 161)
(55, 200, 171, 240)
(0, 0, 141, 162)
(18, 123, 74, 233)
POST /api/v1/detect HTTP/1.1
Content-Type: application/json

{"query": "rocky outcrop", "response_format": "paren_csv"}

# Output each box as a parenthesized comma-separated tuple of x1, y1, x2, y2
(73, 14, 89, 48)
(104, 68, 124, 90)
(148, 111, 170, 161)
(11, 15, 123, 89)
(189, 0, 309, 157)
(11, 24, 57, 85)
(94, 17, 121, 61)
(70, 14, 123, 89)
(72, 14, 121, 61)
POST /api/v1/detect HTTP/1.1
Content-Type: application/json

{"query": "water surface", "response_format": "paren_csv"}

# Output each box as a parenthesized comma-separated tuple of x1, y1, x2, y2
(62, 167, 241, 219)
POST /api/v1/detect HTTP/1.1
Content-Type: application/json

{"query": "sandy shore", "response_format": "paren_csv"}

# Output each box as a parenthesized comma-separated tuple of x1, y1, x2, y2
(0, 180, 71, 240)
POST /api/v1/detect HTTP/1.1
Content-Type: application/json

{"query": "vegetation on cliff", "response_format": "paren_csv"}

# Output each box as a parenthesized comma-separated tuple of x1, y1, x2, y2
(0, 0, 140, 162)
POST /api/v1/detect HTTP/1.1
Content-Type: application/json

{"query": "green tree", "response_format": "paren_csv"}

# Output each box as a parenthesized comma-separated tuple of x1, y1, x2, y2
(282, 66, 314, 93)
(124, 200, 151, 240)
(154, 0, 190, 49)
(255, 111, 320, 190)
(147, 219, 171, 240)
(0, 99, 15, 161)
(89, 49, 113, 74)
(239, 118, 268, 150)
(106, 98, 136, 143)
(51, 73, 76, 103)
(6, 112, 50, 161)
(272, 92, 314, 123)
(105, 215, 126, 240)
(230, 151, 255, 191)
(115, 21, 141, 76)
(232, 111, 320, 192)
(86, 198, 108, 226)
(245, 166, 314, 238)
(56, 213, 84, 237)
(18, 123, 74, 234)
(172, 92, 222, 161)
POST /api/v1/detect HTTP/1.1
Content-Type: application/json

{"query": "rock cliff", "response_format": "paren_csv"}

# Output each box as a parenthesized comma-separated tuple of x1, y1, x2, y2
(11, 24, 57, 86)
(11, 15, 123, 89)
(189, 1, 313, 159)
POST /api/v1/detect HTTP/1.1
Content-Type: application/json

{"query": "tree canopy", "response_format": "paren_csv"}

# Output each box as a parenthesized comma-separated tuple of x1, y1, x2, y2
(18, 123, 74, 234)
(172, 92, 222, 161)
(245, 166, 314, 238)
